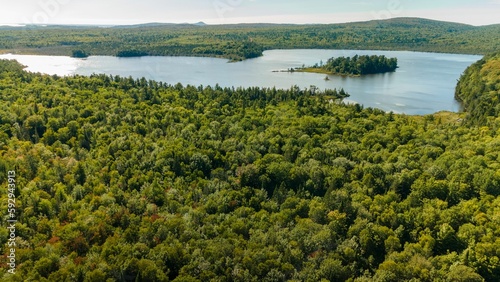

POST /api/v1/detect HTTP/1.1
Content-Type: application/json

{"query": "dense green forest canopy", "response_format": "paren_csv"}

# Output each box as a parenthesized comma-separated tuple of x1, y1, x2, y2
(1, 18, 499, 60)
(300, 55, 398, 76)
(456, 52, 500, 126)
(1, 58, 500, 281)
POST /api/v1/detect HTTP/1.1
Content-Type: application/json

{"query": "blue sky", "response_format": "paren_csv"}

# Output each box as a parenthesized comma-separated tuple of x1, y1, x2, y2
(1, 0, 499, 26)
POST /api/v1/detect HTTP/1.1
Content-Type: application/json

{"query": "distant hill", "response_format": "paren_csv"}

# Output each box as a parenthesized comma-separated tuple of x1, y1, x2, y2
(0, 17, 498, 60)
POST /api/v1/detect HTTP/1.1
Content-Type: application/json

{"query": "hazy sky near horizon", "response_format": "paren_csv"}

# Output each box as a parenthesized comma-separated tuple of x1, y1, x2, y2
(1, 0, 499, 26)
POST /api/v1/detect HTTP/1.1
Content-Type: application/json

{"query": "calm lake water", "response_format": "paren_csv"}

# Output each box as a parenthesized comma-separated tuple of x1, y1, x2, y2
(0, 50, 482, 115)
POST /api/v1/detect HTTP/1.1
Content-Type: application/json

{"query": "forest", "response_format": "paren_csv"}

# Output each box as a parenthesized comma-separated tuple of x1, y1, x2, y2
(0, 53, 499, 281)
(0, 18, 499, 61)
(299, 55, 398, 76)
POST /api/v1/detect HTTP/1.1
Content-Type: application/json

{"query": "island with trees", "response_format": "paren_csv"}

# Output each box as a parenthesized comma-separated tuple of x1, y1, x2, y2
(71, 50, 89, 58)
(298, 55, 398, 76)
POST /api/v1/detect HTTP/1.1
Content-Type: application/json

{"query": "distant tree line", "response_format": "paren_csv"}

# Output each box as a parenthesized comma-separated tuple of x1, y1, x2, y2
(116, 50, 149, 57)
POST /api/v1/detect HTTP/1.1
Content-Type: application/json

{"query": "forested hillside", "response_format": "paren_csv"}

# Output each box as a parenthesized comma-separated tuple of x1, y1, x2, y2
(455, 52, 500, 125)
(1, 59, 500, 281)
(0, 18, 499, 61)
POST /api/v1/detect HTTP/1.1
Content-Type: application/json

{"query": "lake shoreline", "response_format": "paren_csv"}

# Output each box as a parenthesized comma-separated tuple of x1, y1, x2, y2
(0, 50, 481, 115)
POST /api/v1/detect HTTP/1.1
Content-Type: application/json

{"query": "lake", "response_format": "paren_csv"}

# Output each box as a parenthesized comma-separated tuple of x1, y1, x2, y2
(0, 50, 482, 115)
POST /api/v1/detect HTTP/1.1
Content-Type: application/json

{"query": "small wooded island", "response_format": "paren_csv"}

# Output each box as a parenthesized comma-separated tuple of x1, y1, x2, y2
(297, 54, 398, 76)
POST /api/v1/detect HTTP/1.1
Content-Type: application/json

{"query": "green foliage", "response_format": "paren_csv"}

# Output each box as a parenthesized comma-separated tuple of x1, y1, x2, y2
(1, 18, 499, 61)
(456, 52, 500, 125)
(1, 59, 499, 281)
(0, 59, 25, 74)
(71, 50, 89, 58)
(303, 55, 398, 76)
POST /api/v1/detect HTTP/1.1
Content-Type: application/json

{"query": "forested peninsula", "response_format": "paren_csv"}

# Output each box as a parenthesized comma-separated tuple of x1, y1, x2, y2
(298, 55, 398, 76)
(1, 17, 499, 61)
(455, 52, 500, 125)
(1, 52, 500, 280)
